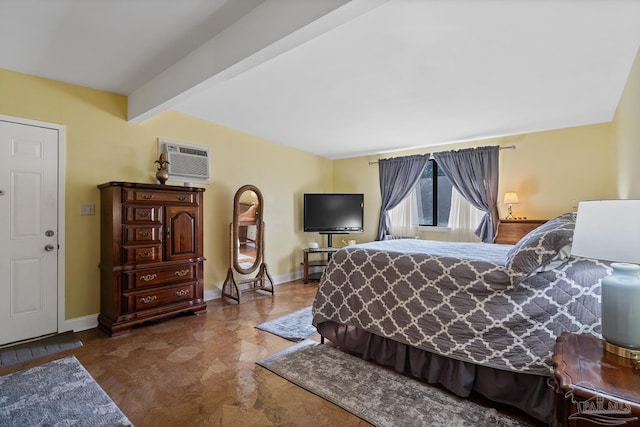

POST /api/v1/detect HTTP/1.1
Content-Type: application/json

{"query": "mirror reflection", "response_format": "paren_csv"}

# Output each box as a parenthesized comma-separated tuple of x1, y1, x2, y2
(236, 190, 259, 271)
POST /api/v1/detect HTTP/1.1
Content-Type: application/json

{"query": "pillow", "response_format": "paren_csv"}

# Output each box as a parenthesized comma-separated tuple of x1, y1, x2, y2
(506, 213, 575, 283)
(529, 243, 572, 274)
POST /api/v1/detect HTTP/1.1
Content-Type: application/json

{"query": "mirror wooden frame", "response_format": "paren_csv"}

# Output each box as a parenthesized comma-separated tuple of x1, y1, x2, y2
(233, 185, 263, 274)
(222, 185, 274, 303)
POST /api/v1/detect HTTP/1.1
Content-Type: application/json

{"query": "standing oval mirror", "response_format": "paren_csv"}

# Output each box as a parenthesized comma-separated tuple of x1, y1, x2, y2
(222, 185, 274, 303)
(233, 185, 262, 273)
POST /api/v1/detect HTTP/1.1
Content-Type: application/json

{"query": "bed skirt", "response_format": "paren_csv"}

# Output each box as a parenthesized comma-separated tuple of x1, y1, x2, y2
(316, 321, 553, 423)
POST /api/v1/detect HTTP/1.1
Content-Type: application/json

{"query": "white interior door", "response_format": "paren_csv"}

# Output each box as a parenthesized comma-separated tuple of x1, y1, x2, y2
(0, 120, 59, 345)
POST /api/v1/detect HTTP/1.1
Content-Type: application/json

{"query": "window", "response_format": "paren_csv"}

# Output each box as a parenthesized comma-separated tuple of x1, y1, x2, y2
(389, 159, 482, 240)
(414, 159, 453, 227)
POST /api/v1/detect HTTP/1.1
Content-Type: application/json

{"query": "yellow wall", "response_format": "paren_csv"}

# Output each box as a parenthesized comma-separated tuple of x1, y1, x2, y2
(0, 68, 333, 319)
(2, 45, 637, 320)
(613, 47, 640, 199)
(334, 123, 616, 243)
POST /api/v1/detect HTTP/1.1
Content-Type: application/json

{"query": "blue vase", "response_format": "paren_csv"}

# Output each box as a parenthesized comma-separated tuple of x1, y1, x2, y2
(601, 262, 640, 350)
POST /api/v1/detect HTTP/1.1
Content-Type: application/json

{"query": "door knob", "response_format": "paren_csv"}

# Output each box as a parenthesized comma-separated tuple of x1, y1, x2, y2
(45, 244, 55, 251)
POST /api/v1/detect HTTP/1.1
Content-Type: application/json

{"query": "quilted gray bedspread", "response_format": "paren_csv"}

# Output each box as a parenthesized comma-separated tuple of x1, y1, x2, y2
(312, 239, 606, 375)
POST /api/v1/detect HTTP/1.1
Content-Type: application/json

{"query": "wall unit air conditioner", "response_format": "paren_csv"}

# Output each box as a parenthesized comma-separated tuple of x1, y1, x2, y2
(157, 138, 210, 185)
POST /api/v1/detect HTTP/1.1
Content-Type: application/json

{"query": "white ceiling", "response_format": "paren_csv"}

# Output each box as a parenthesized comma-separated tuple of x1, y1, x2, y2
(1, 0, 639, 159)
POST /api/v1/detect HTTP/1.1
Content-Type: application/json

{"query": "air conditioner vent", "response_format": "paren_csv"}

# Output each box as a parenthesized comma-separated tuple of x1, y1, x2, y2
(158, 139, 210, 184)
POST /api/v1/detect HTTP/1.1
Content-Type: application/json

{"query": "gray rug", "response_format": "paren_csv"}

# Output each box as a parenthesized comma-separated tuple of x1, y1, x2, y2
(0, 331, 82, 368)
(257, 340, 532, 427)
(256, 306, 316, 341)
(0, 356, 133, 426)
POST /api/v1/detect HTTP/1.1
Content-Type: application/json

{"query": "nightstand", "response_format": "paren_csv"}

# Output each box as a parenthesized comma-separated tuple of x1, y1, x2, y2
(552, 332, 640, 426)
(494, 219, 547, 244)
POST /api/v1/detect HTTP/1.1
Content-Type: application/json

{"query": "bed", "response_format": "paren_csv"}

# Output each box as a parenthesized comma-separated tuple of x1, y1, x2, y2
(312, 214, 607, 423)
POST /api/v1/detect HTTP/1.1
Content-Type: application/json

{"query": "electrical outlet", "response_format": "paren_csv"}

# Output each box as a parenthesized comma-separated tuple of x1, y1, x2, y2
(80, 204, 95, 216)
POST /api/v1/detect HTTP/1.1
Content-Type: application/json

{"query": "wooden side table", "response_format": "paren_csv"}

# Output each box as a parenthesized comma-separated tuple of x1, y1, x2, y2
(552, 332, 640, 426)
(495, 219, 547, 244)
(303, 247, 339, 283)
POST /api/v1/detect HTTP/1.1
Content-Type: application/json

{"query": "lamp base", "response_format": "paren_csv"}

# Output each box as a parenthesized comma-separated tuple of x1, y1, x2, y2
(505, 204, 514, 220)
(603, 340, 639, 360)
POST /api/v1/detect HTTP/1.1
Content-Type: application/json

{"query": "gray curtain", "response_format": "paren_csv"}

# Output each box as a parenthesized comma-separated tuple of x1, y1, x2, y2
(432, 146, 500, 243)
(376, 154, 429, 241)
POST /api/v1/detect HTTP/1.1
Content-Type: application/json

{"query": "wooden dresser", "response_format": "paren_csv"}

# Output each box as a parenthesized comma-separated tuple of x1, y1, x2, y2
(552, 332, 640, 426)
(494, 219, 547, 244)
(97, 182, 207, 337)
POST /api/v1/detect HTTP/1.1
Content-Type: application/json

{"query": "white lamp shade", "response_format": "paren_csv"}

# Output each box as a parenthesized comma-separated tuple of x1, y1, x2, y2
(503, 192, 519, 204)
(571, 200, 640, 264)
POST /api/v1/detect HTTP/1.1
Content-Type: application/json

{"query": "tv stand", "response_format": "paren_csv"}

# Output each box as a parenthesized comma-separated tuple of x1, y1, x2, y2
(303, 247, 339, 283)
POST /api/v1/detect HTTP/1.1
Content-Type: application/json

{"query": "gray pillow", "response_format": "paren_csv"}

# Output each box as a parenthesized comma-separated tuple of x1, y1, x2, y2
(506, 213, 575, 283)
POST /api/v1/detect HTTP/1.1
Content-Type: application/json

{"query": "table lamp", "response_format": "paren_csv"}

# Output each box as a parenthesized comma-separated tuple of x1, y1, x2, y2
(503, 192, 519, 219)
(570, 200, 640, 359)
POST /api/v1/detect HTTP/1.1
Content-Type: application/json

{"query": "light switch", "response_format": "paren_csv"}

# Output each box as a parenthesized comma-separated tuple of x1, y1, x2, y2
(80, 204, 95, 216)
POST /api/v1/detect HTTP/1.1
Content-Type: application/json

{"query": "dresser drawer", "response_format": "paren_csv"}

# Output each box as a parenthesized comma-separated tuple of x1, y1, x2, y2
(123, 245, 162, 264)
(123, 264, 196, 290)
(123, 206, 162, 223)
(123, 226, 162, 244)
(123, 189, 197, 205)
(125, 283, 195, 312)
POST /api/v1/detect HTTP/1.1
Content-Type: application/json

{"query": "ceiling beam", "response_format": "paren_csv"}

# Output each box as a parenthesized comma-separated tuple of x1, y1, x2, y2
(128, 0, 388, 122)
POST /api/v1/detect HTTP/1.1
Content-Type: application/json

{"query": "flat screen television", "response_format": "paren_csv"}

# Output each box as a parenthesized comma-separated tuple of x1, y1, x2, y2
(304, 193, 364, 235)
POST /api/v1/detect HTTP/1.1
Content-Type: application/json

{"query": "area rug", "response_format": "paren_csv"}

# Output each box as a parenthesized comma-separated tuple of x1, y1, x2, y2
(0, 356, 133, 426)
(255, 306, 316, 341)
(257, 340, 531, 427)
(0, 331, 82, 368)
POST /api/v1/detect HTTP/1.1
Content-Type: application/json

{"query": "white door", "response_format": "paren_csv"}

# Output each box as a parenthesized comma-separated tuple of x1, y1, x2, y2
(0, 120, 59, 345)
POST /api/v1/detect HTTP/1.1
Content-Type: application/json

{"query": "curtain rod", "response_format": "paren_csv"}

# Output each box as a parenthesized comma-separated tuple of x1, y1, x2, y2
(367, 145, 516, 165)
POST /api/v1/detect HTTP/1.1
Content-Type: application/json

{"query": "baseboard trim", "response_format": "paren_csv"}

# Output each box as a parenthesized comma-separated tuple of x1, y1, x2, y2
(63, 270, 307, 332)
(62, 313, 99, 333)
(205, 270, 304, 300)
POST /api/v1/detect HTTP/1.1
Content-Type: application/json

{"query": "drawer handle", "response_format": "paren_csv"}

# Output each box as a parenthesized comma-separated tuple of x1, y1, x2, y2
(175, 289, 190, 297)
(142, 194, 154, 199)
(177, 195, 188, 201)
(175, 269, 189, 276)
(138, 211, 151, 217)
(139, 295, 157, 304)
(138, 231, 151, 237)
(139, 251, 152, 258)
(140, 274, 157, 282)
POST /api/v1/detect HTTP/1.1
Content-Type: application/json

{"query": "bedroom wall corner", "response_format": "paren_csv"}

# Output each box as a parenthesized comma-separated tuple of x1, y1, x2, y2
(612, 46, 640, 199)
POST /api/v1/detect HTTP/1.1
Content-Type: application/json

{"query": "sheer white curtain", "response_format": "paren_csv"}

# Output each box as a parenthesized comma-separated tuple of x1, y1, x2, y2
(447, 188, 484, 242)
(388, 191, 417, 238)
(388, 188, 483, 242)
